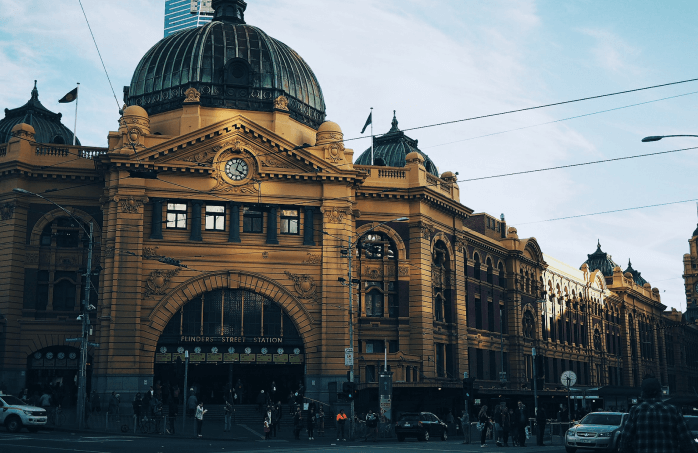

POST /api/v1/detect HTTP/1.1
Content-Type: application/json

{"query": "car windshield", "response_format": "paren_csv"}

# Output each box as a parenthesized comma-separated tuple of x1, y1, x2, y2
(0, 395, 25, 406)
(684, 417, 698, 431)
(580, 414, 622, 426)
(400, 414, 420, 421)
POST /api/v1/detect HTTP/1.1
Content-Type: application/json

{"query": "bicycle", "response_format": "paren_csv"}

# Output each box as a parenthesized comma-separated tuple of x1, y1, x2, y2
(136, 416, 155, 434)
(47, 406, 65, 427)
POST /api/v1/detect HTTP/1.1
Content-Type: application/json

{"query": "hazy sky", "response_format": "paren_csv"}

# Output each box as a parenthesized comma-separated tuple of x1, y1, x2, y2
(2, 0, 697, 311)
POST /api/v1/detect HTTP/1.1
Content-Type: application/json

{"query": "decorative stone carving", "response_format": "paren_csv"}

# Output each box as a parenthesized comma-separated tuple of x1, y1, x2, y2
(0, 202, 16, 220)
(431, 266, 452, 288)
(112, 196, 148, 214)
(284, 271, 318, 300)
(183, 151, 213, 164)
(262, 251, 269, 259)
(302, 253, 321, 265)
(323, 142, 345, 163)
(143, 246, 159, 258)
(103, 245, 115, 258)
(213, 138, 244, 153)
(362, 267, 383, 280)
(273, 95, 289, 111)
(454, 237, 466, 253)
(323, 206, 347, 224)
(145, 268, 181, 298)
(183, 87, 201, 103)
(420, 223, 434, 240)
(398, 265, 409, 277)
(57, 254, 78, 268)
(260, 158, 293, 168)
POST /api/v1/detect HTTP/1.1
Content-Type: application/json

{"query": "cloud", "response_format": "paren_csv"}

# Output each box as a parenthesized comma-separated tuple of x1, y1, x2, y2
(579, 28, 642, 75)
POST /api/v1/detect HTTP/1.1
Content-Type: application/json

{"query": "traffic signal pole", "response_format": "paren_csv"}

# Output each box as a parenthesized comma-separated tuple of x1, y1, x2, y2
(532, 347, 538, 415)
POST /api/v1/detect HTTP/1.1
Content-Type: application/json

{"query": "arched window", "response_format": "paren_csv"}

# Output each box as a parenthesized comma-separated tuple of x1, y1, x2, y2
(52, 279, 76, 311)
(357, 231, 398, 318)
(498, 263, 505, 287)
(594, 329, 602, 351)
(523, 311, 535, 339)
(432, 241, 451, 323)
(473, 253, 481, 280)
(486, 258, 493, 284)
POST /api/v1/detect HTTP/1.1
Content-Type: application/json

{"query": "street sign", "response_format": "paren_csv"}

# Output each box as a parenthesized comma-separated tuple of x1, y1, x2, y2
(65, 338, 82, 342)
(344, 348, 354, 366)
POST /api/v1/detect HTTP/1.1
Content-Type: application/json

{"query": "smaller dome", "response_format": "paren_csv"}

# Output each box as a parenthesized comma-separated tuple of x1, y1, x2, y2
(11, 123, 35, 135)
(0, 81, 80, 145)
(405, 151, 424, 164)
(623, 259, 649, 287)
(318, 121, 341, 134)
(693, 223, 698, 238)
(355, 111, 439, 176)
(123, 105, 148, 118)
(441, 171, 457, 182)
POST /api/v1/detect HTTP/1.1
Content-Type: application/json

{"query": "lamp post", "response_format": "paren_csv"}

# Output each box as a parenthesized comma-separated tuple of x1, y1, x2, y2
(642, 135, 698, 142)
(13, 188, 97, 429)
(329, 216, 408, 440)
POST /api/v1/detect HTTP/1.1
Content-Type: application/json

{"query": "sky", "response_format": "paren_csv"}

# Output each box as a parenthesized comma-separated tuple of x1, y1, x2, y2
(1, 0, 697, 311)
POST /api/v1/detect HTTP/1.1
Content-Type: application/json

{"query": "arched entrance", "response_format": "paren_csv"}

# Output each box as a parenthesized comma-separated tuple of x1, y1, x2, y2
(26, 346, 92, 407)
(154, 287, 305, 404)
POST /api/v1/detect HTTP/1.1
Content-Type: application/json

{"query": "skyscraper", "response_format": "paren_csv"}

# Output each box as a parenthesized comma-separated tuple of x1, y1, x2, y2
(164, 0, 213, 37)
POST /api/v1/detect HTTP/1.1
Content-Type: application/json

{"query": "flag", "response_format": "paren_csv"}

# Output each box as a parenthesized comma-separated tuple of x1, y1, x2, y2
(360, 111, 372, 134)
(58, 87, 78, 103)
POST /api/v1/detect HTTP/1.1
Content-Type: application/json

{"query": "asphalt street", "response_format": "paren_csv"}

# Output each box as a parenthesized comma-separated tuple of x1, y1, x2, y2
(0, 430, 568, 453)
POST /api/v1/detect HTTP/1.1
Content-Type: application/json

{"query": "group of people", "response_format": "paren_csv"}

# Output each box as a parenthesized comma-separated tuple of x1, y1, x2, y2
(476, 401, 541, 448)
(291, 404, 326, 440)
(131, 385, 180, 434)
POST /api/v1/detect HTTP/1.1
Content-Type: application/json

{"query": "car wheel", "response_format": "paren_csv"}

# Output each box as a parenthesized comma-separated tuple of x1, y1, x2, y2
(398, 435, 405, 442)
(565, 447, 577, 453)
(5, 416, 22, 433)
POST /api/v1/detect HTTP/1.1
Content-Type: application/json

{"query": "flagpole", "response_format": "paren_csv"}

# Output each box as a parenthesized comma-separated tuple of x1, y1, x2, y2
(370, 107, 374, 165)
(73, 83, 79, 146)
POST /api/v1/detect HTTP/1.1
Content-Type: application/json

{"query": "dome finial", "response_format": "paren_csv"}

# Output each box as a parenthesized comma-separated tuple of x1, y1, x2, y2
(212, 0, 247, 24)
(31, 80, 38, 100)
(389, 110, 399, 132)
(597, 239, 601, 250)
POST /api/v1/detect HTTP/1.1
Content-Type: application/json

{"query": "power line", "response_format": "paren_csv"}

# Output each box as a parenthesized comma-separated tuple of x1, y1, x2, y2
(518, 197, 698, 225)
(76, 0, 121, 111)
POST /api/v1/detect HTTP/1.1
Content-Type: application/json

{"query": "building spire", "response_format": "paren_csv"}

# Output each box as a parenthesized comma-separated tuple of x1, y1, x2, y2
(389, 110, 399, 132)
(31, 80, 38, 100)
(211, 0, 247, 24)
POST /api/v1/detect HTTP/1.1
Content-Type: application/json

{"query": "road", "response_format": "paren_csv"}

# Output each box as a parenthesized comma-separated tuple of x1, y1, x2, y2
(0, 430, 568, 453)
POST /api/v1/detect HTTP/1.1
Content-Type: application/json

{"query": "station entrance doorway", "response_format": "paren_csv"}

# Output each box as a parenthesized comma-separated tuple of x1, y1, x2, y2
(154, 288, 305, 404)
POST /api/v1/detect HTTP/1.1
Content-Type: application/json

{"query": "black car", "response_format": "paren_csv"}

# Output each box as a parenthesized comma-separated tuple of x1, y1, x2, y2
(395, 411, 448, 441)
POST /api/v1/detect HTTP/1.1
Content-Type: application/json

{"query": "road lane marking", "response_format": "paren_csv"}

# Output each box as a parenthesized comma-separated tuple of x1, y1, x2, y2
(0, 443, 108, 453)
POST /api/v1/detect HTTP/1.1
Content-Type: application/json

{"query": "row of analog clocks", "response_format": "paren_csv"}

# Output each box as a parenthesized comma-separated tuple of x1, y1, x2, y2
(160, 346, 301, 355)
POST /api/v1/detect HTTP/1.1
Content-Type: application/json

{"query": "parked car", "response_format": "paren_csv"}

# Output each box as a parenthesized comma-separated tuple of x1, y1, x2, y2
(565, 412, 627, 453)
(683, 415, 698, 445)
(0, 392, 48, 433)
(395, 411, 448, 441)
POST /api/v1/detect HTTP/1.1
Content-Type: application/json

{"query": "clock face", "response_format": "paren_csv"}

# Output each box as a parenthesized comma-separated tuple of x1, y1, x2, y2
(225, 158, 249, 181)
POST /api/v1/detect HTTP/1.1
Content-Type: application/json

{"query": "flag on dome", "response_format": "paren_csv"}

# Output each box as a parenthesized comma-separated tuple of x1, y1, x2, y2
(360, 111, 372, 134)
(58, 87, 78, 103)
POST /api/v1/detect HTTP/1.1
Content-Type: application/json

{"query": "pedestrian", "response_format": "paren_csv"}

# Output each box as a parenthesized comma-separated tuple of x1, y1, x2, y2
(317, 407, 325, 437)
(535, 406, 547, 446)
(307, 407, 316, 440)
(493, 404, 503, 446)
(39, 390, 52, 409)
(515, 401, 527, 447)
(90, 390, 101, 415)
(272, 401, 281, 436)
(287, 391, 296, 415)
(336, 409, 347, 441)
(293, 406, 303, 440)
(478, 405, 490, 447)
(365, 409, 378, 441)
(187, 390, 197, 417)
(195, 401, 207, 438)
(264, 409, 272, 440)
(132, 393, 143, 433)
(235, 379, 244, 404)
(224, 399, 233, 433)
(269, 381, 278, 404)
(256, 390, 268, 415)
(619, 377, 696, 453)
(168, 394, 178, 435)
(509, 408, 518, 446)
(502, 406, 511, 447)
(108, 392, 120, 429)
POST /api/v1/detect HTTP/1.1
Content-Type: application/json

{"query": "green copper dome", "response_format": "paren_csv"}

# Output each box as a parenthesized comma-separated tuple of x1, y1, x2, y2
(126, 0, 325, 129)
(581, 241, 618, 277)
(355, 112, 439, 176)
(623, 259, 648, 286)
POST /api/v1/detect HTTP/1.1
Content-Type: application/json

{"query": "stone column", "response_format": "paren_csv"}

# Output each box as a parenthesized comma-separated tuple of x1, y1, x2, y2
(303, 207, 315, 246)
(266, 205, 278, 244)
(190, 200, 202, 241)
(150, 199, 163, 239)
(228, 202, 240, 243)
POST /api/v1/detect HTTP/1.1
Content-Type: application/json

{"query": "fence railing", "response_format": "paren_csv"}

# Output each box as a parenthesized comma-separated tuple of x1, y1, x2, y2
(35, 145, 108, 159)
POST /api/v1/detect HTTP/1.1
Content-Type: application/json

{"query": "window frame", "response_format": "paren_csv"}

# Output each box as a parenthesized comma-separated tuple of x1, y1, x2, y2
(166, 202, 188, 229)
(280, 208, 300, 235)
(205, 204, 226, 231)
(242, 206, 264, 233)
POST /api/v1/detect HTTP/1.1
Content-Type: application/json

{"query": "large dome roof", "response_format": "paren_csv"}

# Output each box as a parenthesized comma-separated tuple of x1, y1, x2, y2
(581, 241, 618, 277)
(126, 0, 325, 129)
(0, 82, 79, 145)
(355, 112, 439, 176)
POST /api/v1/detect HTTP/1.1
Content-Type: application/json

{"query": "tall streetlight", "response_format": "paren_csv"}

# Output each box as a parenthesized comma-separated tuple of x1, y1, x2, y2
(641, 135, 698, 142)
(13, 188, 97, 429)
(329, 215, 408, 439)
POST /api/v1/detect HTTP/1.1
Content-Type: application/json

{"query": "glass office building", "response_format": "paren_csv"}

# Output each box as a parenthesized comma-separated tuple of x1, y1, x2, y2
(164, 0, 213, 37)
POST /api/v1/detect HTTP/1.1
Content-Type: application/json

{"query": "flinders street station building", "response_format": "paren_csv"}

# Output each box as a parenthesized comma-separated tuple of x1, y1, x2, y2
(1, 0, 698, 415)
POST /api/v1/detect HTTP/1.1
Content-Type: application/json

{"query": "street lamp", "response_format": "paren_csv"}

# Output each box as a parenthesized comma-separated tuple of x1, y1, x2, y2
(13, 188, 98, 429)
(327, 215, 408, 439)
(641, 135, 698, 142)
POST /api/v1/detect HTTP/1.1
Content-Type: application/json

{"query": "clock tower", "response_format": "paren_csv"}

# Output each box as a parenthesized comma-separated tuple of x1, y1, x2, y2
(683, 220, 698, 323)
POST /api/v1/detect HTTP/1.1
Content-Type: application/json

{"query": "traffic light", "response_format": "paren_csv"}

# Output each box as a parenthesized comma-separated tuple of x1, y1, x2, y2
(342, 382, 356, 400)
(462, 377, 475, 400)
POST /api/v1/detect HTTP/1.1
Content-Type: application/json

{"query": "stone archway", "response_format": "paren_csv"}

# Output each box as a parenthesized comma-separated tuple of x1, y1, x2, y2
(145, 270, 317, 360)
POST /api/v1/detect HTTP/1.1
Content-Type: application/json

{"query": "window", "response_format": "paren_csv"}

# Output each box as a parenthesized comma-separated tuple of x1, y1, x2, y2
(434, 293, 444, 322)
(280, 209, 299, 234)
(523, 311, 535, 339)
(52, 280, 76, 311)
(365, 283, 384, 317)
(389, 340, 399, 353)
(243, 207, 263, 233)
(475, 297, 482, 330)
(365, 340, 385, 354)
(487, 301, 495, 332)
(594, 329, 602, 351)
(205, 205, 225, 230)
(436, 343, 445, 377)
(474, 254, 481, 280)
(489, 350, 497, 380)
(167, 203, 187, 229)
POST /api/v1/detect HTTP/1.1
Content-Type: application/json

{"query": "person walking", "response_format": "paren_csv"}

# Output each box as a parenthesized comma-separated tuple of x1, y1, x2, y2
(619, 377, 696, 453)
(336, 409, 347, 441)
(195, 401, 207, 438)
(264, 409, 272, 440)
(478, 405, 490, 447)
(256, 390, 268, 415)
(107, 392, 120, 429)
(365, 409, 378, 442)
(167, 394, 178, 435)
(515, 401, 528, 447)
(90, 390, 101, 415)
(493, 405, 503, 446)
(461, 409, 471, 444)
(535, 406, 547, 446)
(224, 399, 233, 432)
(502, 406, 511, 447)
(317, 407, 325, 437)
(132, 393, 143, 433)
(307, 407, 316, 440)
(293, 406, 303, 440)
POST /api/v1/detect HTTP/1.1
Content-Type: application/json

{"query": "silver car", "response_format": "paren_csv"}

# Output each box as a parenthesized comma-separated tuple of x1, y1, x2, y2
(565, 412, 627, 453)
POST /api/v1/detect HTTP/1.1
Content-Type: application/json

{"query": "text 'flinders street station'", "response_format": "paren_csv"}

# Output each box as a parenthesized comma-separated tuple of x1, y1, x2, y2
(1, 0, 698, 415)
